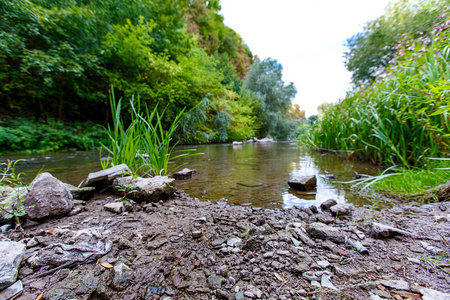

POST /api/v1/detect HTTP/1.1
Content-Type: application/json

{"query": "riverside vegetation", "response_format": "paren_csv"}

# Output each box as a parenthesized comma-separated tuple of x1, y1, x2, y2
(0, 0, 303, 153)
(302, 0, 450, 200)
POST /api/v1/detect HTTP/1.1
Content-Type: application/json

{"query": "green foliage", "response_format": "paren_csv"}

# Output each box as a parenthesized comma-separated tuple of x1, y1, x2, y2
(0, 118, 107, 153)
(243, 58, 299, 139)
(0, 159, 29, 231)
(102, 90, 202, 177)
(115, 184, 138, 203)
(345, 0, 450, 84)
(310, 11, 450, 168)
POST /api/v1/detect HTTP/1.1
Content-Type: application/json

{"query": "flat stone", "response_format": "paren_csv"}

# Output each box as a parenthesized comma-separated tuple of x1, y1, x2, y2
(0, 280, 22, 299)
(85, 164, 131, 188)
(416, 287, 450, 300)
(370, 222, 412, 239)
(292, 227, 316, 247)
(211, 238, 226, 248)
(271, 261, 284, 269)
(306, 222, 345, 244)
(288, 175, 317, 191)
(0, 241, 25, 290)
(290, 263, 310, 274)
(172, 168, 198, 180)
(112, 176, 175, 203)
(104, 202, 124, 214)
(378, 279, 410, 291)
(316, 260, 330, 268)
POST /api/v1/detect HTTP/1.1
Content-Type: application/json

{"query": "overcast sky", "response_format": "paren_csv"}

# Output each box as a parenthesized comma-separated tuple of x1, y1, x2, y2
(220, 0, 392, 116)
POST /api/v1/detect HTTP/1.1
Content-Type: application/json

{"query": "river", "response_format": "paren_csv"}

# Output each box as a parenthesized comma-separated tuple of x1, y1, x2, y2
(0, 142, 382, 209)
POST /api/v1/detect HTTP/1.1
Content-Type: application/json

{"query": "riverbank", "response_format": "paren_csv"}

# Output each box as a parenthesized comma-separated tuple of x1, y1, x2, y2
(1, 189, 449, 300)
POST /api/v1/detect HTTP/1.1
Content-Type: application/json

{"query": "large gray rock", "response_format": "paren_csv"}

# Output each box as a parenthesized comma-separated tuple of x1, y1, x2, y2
(306, 222, 345, 244)
(85, 164, 131, 189)
(288, 175, 317, 191)
(112, 176, 175, 203)
(0, 241, 25, 290)
(64, 183, 95, 200)
(23, 173, 74, 219)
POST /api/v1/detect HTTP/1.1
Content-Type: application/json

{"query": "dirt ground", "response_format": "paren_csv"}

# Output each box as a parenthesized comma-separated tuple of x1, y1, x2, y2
(2, 189, 450, 300)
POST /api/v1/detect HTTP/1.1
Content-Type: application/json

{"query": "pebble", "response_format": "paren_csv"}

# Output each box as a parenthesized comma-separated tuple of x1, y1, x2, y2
(192, 231, 202, 239)
(321, 274, 337, 290)
(316, 260, 330, 268)
(227, 237, 242, 247)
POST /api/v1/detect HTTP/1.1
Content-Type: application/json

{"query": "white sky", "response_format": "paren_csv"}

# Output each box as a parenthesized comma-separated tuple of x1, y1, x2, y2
(220, 0, 392, 116)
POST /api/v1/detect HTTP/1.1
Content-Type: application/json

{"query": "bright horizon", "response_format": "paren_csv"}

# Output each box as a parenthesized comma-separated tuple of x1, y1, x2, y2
(220, 0, 392, 116)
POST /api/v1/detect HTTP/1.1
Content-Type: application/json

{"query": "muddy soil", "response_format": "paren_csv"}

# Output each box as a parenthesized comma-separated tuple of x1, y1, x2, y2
(2, 190, 450, 300)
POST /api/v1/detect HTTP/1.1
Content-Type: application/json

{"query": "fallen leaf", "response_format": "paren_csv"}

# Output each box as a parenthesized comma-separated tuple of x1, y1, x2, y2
(100, 262, 114, 269)
(35, 289, 45, 300)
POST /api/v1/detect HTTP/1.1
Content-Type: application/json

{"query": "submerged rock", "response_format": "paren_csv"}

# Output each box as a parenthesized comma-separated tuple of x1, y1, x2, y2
(288, 175, 317, 191)
(173, 168, 198, 180)
(24, 172, 74, 219)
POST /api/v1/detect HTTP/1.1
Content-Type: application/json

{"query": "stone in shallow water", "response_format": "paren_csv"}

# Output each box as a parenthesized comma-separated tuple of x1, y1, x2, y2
(172, 168, 198, 180)
(288, 175, 317, 191)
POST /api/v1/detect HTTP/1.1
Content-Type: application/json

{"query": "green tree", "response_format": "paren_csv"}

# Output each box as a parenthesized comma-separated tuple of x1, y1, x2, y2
(243, 58, 298, 139)
(344, 0, 450, 84)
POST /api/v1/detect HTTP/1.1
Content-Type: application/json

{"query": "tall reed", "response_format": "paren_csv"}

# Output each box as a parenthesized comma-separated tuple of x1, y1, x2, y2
(308, 29, 450, 167)
(102, 91, 201, 176)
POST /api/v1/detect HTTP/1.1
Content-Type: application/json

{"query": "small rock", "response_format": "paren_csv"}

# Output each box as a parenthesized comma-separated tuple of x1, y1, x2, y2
(211, 238, 226, 248)
(311, 281, 321, 288)
(320, 199, 338, 210)
(147, 239, 168, 250)
(263, 251, 274, 258)
(64, 183, 95, 200)
(227, 237, 242, 248)
(271, 261, 284, 269)
(172, 168, 198, 180)
(316, 260, 330, 269)
(370, 222, 412, 239)
(104, 202, 124, 214)
(306, 222, 345, 244)
(288, 175, 317, 191)
(290, 263, 310, 274)
(0, 224, 11, 233)
(207, 275, 226, 289)
(112, 261, 133, 290)
(192, 231, 202, 239)
(330, 204, 353, 217)
(321, 274, 337, 290)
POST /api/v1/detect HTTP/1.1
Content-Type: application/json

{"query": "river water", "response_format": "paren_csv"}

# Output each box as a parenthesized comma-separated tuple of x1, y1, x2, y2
(0, 142, 381, 209)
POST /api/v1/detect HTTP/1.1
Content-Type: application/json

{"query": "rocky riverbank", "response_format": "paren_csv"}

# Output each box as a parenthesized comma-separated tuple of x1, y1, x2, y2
(1, 186, 450, 300)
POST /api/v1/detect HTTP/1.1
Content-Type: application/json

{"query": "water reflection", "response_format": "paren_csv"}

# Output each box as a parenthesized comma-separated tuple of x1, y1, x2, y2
(0, 142, 381, 209)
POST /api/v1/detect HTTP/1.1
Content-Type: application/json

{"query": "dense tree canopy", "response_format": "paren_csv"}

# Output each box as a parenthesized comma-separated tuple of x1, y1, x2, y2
(0, 0, 303, 147)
